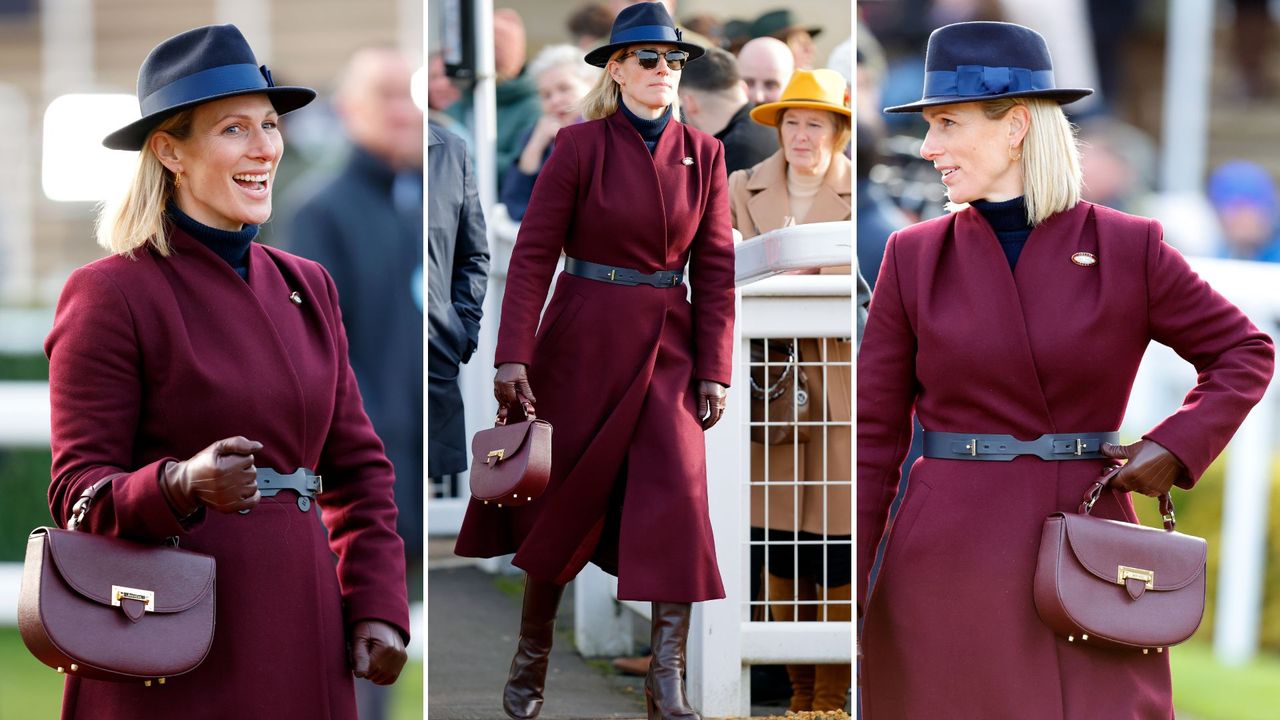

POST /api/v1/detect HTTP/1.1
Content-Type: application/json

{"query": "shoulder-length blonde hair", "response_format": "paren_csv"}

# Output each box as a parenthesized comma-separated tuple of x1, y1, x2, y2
(946, 97, 1082, 225)
(580, 45, 681, 121)
(95, 109, 195, 258)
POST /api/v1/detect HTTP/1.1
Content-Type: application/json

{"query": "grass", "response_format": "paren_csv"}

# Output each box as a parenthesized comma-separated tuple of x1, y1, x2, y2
(0, 627, 424, 718)
(1172, 642, 1280, 720)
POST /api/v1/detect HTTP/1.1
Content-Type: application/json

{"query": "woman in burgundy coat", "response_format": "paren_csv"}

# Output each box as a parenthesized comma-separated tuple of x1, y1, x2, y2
(858, 22, 1275, 719)
(453, 3, 735, 719)
(44, 25, 408, 719)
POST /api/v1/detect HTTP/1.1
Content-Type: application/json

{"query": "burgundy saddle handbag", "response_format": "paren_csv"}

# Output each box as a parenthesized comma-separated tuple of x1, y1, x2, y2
(1034, 469, 1207, 653)
(470, 403, 553, 508)
(18, 477, 216, 685)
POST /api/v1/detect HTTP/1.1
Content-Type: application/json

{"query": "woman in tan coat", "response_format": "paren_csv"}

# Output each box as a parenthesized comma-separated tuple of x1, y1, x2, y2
(727, 68, 852, 714)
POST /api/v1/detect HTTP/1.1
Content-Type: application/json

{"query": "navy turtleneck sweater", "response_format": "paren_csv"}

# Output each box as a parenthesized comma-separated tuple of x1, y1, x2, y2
(972, 196, 1033, 270)
(166, 202, 258, 280)
(620, 101, 671, 154)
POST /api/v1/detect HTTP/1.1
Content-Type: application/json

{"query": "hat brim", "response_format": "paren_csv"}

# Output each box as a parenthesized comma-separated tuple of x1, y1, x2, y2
(750, 100, 851, 128)
(102, 86, 317, 151)
(584, 41, 705, 68)
(883, 87, 1093, 113)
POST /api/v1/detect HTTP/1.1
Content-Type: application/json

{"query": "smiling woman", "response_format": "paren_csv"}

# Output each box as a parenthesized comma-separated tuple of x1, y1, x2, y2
(43, 23, 411, 720)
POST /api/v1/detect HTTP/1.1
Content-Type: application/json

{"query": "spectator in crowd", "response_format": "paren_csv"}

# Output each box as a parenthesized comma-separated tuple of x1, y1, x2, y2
(856, 23, 910, 287)
(678, 46, 777, 175)
(722, 18, 753, 55)
(750, 8, 821, 69)
(737, 36, 794, 107)
(428, 50, 463, 132)
(728, 68, 853, 715)
(494, 8, 542, 179)
(1207, 160, 1280, 262)
(1077, 116, 1156, 216)
(500, 44, 598, 221)
(282, 48, 424, 720)
(568, 2, 614, 50)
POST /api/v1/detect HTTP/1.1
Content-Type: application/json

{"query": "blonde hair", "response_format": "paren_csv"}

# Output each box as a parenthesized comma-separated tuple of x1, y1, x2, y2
(95, 109, 195, 257)
(774, 108, 852, 155)
(580, 46, 681, 121)
(947, 97, 1081, 225)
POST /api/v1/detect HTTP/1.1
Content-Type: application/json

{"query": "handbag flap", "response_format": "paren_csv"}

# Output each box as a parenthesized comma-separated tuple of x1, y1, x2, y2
(471, 420, 542, 465)
(40, 527, 215, 613)
(1059, 513, 1207, 591)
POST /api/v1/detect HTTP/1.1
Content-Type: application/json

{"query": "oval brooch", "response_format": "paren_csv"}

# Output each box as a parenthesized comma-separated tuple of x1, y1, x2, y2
(1071, 252, 1098, 267)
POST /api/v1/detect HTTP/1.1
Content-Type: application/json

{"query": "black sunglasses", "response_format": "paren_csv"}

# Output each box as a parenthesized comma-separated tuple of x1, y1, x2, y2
(618, 48, 689, 71)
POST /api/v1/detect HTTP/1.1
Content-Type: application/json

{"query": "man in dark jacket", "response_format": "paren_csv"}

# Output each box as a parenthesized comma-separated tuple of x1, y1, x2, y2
(426, 120, 489, 485)
(281, 46, 427, 720)
(677, 46, 778, 175)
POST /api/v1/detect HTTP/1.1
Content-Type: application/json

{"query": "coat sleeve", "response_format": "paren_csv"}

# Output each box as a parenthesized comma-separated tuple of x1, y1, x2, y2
(688, 141, 736, 386)
(494, 127, 580, 368)
(452, 142, 490, 364)
(1140, 220, 1275, 487)
(44, 266, 193, 541)
(313, 268, 411, 641)
(856, 231, 919, 606)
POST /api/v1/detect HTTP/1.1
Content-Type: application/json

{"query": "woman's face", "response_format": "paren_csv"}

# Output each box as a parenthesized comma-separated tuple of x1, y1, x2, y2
(610, 42, 680, 112)
(536, 65, 591, 125)
(780, 108, 838, 176)
(159, 94, 283, 231)
(920, 101, 1026, 204)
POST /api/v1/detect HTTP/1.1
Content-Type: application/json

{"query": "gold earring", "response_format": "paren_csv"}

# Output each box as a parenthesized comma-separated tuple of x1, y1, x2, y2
(174, 172, 183, 190)
(1009, 146, 1023, 161)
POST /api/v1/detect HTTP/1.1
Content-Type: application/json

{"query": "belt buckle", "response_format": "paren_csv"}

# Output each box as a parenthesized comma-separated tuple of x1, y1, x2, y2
(1075, 438, 1085, 456)
(667, 273, 681, 287)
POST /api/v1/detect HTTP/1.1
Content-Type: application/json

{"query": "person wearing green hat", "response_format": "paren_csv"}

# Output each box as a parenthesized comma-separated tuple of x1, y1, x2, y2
(728, 67, 853, 715)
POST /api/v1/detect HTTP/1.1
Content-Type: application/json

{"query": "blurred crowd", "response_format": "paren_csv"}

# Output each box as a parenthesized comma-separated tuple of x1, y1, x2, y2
(858, 0, 1280, 286)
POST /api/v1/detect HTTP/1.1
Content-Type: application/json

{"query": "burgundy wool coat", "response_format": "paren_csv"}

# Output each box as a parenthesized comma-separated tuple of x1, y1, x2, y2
(454, 109, 736, 602)
(44, 229, 409, 719)
(857, 202, 1274, 719)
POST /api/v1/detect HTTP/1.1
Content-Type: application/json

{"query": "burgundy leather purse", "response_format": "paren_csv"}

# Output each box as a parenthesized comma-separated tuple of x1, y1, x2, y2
(18, 478, 216, 684)
(1034, 470, 1207, 653)
(470, 405, 553, 508)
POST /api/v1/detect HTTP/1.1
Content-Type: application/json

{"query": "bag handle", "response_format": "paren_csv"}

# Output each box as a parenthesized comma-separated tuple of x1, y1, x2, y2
(66, 476, 117, 531)
(1079, 466, 1176, 531)
(495, 395, 536, 427)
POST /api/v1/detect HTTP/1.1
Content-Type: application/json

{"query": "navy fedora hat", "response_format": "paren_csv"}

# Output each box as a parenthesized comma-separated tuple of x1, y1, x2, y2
(584, 2, 704, 68)
(103, 24, 317, 150)
(884, 21, 1092, 113)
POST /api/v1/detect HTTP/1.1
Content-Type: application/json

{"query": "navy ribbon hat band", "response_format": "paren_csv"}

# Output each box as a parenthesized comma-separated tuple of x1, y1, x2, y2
(139, 63, 275, 116)
(611, 24, 683, 44)
(923, 65, 1055, 99)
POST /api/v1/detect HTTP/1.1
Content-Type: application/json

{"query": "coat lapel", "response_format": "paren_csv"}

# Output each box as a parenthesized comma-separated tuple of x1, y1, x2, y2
(805, 154, 852, 224)
(745, 152, 790, 235)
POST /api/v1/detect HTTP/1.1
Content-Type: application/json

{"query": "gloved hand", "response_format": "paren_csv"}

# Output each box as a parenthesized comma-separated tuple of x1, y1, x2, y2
(160, 436, 262, 516)
(1100, 439, 1185, 497)
(350, 619, 408, 685)
(494, 363, 536, 422)
(697, 380, 728, 430)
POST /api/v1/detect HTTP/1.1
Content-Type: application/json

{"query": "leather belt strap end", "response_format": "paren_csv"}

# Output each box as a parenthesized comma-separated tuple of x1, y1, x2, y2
(922, 431, 1119, 461)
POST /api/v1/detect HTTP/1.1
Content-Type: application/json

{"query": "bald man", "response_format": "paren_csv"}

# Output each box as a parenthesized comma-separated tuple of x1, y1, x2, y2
(737, 36, 794, 106)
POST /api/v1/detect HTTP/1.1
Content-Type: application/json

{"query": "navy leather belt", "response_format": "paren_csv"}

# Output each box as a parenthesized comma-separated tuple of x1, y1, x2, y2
(922, 431, 1119, 461)
(565, 257, 683, 288)
(238, 467, 323, 513)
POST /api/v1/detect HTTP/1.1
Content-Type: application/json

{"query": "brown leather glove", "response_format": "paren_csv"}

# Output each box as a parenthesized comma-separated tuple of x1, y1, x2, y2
(160, 436, 262, 516)
(494, 363, 536, 422)
(350, 619, 408, 685)
(1100, 439, 1185, 497)
(697, 380, 728, 430)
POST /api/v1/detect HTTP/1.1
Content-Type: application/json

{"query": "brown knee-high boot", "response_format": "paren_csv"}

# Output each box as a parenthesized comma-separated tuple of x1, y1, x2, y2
(766, 573, 816, 713)
(811, 583, 853, 712)
(503, 576, 566, 719)
(646, 602, 701, 720)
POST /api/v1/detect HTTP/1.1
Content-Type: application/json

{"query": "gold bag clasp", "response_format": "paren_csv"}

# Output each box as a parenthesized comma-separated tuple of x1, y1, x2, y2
(111, 585, 155, 612)
(1116, 566, 1154, 589)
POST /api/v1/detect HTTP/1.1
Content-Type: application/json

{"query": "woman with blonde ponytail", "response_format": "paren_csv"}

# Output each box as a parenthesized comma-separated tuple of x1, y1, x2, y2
(857, 21, 1274, 720)
(44, 24, 410, 719)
